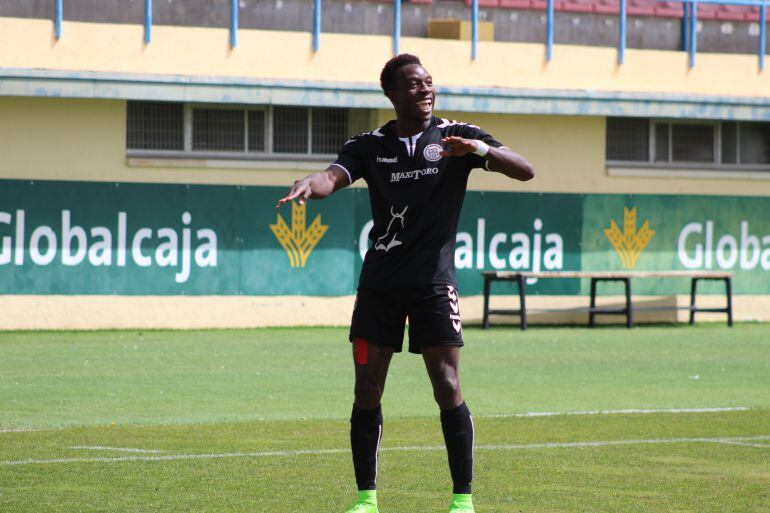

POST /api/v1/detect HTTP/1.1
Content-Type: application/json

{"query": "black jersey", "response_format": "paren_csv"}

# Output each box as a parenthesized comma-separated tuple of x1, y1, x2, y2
(333, 116, 504, 288)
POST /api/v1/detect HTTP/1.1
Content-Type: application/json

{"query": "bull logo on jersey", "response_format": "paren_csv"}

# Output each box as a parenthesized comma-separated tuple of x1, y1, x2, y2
(374, 206, 408, 252)
(604, 207, 655, 269)
(270, 202, 328, 267)
(423, 144, 443, 162)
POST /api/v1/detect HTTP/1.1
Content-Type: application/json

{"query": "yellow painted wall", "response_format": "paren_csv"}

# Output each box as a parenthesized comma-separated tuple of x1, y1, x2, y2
(0, 97, 124, 181)
(1, 17, 769, 98)
(0, 97, 326, 187)
(1, 97, 769, 197)
(441, 111, 770, 196)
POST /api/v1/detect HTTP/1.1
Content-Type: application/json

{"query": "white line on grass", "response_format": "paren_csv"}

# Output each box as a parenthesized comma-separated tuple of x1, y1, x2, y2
(483, 407, 750, 419)
(711, 440, 770, 448)
(0, 406, 752, 434)
(70, 446, 167, 453)
(0, 427, 53, 433)
(1, 435, 768, 467)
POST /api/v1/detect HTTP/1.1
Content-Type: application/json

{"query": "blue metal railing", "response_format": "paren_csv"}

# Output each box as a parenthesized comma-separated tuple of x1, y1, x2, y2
(619, 0, 628, 64)
(54, 0, 63, 40)
(761, 4, 767, 70)
(688, 0, 699, 67)
(612, 0, 767, 68)
(681, 3, 690, 51)
(144, 0, 152, 44)
(47, 0, 768, 71)
(230, 0, 238, 48)
(472, 0, 479, 60)
(485, 0, 768, 70)
(313, 0, 322, 52)
(393, 0, 402, 56)
(547, 0, 555, 61)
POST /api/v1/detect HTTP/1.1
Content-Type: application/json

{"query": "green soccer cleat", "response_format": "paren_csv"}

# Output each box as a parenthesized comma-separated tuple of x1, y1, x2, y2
(344, 490, 379, 513)
(449, 493, 475, 513)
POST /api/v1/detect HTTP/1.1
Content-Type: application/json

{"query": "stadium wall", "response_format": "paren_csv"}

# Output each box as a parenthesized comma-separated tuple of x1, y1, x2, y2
(2, 18, 770, 103)
(1, 17, 769, 328)
(1, 98, 768, 198)
(0, 0, 766, 55)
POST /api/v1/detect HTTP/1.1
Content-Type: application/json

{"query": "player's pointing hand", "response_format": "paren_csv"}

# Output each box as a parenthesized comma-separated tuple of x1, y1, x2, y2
(276, 178, 312, 208)
(440, 136, 480, 157)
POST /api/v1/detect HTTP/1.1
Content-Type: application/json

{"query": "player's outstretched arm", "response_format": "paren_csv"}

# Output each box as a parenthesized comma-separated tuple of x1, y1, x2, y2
(276, 165, 350, 208)
(441, 136, 534, 181)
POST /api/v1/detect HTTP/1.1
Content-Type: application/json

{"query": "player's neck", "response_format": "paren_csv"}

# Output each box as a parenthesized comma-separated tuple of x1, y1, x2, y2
(393, 117, 431, 138)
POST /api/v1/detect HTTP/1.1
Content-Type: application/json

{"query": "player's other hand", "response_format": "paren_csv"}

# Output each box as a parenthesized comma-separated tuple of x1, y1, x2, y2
(276, 178, 312, 208)
(441, 136, 479, 157)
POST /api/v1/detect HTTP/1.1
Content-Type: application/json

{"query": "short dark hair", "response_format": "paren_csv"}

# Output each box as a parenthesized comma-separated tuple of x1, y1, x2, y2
(380, 54, 422, 93)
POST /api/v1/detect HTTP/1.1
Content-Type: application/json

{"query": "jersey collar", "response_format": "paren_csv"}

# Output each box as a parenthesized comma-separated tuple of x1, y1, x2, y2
(382, 117, 439, 138)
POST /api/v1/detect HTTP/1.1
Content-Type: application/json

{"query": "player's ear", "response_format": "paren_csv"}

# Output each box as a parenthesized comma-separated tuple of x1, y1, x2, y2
(384, 90, 397, 105)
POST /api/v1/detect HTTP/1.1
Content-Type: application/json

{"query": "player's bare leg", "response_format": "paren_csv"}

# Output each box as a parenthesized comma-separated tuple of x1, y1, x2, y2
(345, 339, 394, 513)
(353, 338, 393, 409)
(423, 347, 475, 513)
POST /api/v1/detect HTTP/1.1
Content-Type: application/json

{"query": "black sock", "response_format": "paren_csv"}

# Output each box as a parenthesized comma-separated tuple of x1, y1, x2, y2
(350, 405, 383, 491)
(440, 402, 474, 494)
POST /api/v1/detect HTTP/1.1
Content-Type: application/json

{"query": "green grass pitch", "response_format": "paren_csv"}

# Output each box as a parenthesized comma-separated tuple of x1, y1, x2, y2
(1, 324, 769, 512)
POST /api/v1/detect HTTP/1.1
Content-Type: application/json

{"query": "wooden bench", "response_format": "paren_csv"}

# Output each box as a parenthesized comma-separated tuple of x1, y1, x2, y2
(481, 271, 734, 330)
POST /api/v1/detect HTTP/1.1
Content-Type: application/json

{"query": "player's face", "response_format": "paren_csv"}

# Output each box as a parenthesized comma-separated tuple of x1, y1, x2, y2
(389, 64, 435, 122)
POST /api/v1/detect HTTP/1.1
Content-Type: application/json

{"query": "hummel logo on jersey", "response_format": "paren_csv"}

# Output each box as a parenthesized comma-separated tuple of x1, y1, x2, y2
(390, 167, 439, 183)
(377, 156, 398, 163)
(447, 285, 462, 333)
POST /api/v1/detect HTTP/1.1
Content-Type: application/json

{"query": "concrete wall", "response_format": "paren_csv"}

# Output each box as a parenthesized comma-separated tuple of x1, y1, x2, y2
(2, 97, 768, 198)
(2, 18, 769, 99)
(0, 0, 766, 54)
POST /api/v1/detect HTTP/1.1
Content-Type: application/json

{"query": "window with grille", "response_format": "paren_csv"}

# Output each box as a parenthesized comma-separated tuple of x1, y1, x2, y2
(655, 121, 716, 163)
(606, 117, 770, 169)
(721, 122, 737, 164)
(672, 123, 715, 162)
(193, 108, 245, 152)
(273, 107, 309, 154)
(606, 118, 649, 161)
(126, 101, 370, 158)
(126, 102, 184, 151)
(312, 108, 349, 154)
(247, 111, 266, 152)
(739, 122, 770, 165)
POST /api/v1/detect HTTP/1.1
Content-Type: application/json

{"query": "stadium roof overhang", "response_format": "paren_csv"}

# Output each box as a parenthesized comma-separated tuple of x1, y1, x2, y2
(2, 68, 770, 122)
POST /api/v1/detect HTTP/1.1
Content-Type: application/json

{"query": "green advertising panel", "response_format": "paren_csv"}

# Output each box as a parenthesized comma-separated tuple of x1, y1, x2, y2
(240, 187, 356, 296)
(0, 181, 237, 295)
(0, 179, 768, 296)
(582, 194, 770, 295)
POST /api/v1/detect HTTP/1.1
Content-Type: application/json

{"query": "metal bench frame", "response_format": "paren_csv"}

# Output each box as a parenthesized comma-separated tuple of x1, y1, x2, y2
(482, 271, 733, 330)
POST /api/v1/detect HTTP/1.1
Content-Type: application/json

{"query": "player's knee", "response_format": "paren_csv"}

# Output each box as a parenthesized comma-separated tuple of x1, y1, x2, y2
(354, 375, 383, 407)
(432, 374, 462, 409)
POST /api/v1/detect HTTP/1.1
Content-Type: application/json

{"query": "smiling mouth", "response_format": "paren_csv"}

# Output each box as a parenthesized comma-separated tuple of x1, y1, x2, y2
(417, 98, 433, 110)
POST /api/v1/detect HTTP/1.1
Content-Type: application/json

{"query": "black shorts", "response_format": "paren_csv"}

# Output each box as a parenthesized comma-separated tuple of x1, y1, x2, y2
(349, 284, 464, 354)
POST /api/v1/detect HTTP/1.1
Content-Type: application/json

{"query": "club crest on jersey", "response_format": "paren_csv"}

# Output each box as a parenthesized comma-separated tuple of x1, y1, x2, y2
(423, 144, 443, 162)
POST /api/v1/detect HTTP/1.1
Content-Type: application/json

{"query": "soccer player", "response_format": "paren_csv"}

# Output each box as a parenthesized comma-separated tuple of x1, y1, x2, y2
(277, 54, 534, 513)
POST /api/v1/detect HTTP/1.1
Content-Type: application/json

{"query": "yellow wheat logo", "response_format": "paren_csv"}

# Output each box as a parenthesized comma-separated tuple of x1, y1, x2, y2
(270, 203, 328, 268)
(604, 207, 655, 269)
